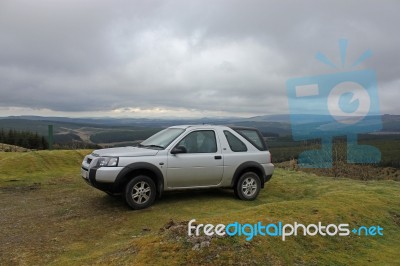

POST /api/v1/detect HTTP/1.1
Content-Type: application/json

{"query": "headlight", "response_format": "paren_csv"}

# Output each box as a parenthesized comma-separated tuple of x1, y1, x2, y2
(97, 157, 119, 167)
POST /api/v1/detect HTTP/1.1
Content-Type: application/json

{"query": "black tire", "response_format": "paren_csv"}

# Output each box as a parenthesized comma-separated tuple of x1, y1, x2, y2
(125, 175, 156, 210)
(234, 172, 261, 201)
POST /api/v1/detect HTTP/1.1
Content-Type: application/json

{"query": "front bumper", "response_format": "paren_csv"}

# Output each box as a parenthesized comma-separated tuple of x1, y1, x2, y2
(81, 163, 123, 193)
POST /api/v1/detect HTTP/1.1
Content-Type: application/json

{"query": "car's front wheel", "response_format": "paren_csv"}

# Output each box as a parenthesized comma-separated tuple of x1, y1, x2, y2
(235, 172, 261, 200)
(125, 175, 156, 210)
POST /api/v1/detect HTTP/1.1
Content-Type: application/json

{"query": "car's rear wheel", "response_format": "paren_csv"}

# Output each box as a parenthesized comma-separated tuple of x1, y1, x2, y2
(235, 172, 261, 200)
(125, 175, 156, 210)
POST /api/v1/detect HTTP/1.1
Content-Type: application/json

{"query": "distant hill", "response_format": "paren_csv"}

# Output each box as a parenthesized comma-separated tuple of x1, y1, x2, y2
(0, 114, 399, 147)
(0, 116, 290, 147)
(381, 114, 400, 132)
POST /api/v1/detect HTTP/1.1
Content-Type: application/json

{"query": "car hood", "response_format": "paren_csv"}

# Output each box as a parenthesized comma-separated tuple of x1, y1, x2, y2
(91, 147, 159, 157)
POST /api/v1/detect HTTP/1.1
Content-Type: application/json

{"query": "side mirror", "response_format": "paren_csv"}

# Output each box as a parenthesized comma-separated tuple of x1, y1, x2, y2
(171, 146, 187, 155)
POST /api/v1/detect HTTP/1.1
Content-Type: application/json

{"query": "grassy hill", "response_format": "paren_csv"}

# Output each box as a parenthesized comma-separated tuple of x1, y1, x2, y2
(1, 116, 400, 167)
(0, 150, 399, 265)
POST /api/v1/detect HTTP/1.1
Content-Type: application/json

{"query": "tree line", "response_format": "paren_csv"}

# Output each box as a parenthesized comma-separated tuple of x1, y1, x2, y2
(0, 129, 48, 150)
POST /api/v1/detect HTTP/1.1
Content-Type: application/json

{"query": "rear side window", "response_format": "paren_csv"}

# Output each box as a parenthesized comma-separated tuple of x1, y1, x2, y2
(224, 131, 247, 152)
(234, 129, 267, 151)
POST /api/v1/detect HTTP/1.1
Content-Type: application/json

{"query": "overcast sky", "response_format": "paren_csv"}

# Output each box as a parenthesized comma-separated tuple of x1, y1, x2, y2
(0, 0, 399, 118)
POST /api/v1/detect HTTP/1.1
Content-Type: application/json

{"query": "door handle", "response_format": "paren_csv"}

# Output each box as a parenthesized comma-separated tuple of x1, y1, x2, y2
(214, 156, 222, 160)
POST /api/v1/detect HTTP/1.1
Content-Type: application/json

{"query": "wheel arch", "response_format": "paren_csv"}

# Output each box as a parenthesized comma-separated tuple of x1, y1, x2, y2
(114, 162, 164, 198)
(231, 161, 266, 189)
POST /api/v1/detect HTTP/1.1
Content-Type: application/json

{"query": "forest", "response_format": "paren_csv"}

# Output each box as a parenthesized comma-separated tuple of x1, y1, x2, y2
(0, 129, 48, 150)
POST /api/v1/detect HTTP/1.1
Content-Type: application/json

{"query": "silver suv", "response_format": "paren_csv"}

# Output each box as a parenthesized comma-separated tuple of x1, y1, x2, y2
(81, 125, 274, 209)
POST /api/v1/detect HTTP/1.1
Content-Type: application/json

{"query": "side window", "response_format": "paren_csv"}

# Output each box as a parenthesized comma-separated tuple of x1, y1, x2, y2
(176, 130, 217, 153)
(235, 129, 267, 150)
(224, 131, 247, 152)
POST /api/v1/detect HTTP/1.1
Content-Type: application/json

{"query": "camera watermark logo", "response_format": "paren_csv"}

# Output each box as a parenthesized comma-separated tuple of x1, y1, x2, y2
(286, 39, 382, 168)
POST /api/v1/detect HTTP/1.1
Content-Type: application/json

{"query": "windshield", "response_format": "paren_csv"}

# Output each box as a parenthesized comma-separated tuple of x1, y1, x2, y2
(139, 128, 185, 149)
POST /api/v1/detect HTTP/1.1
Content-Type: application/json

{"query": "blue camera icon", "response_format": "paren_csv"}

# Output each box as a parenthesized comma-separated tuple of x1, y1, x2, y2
(286, 69, 382, 168)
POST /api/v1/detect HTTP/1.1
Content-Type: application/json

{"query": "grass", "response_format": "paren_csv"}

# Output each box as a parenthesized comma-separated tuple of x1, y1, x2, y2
(0, 150, 90, 186)
(0, 150, 399, 265)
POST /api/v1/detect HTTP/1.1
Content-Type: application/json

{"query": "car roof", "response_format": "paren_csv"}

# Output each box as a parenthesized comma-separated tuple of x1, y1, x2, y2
(228, 126, 259, 131)
(169, 124, 229, 130)
(169, 125, 258, 130)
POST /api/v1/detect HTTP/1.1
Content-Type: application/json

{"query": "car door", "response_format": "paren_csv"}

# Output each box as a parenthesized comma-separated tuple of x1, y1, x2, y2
(166, 130, 223, 188)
